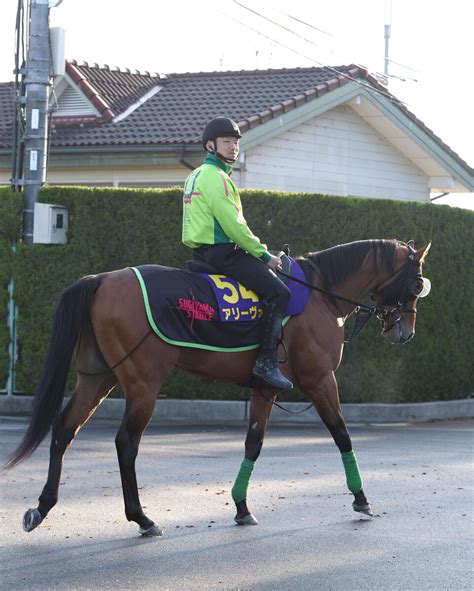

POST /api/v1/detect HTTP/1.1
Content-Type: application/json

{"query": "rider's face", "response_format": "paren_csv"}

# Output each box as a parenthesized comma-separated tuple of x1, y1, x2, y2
(213, 136, 240, 160)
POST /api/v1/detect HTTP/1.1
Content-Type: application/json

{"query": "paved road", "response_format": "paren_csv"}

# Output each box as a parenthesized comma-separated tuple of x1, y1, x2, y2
(1, 418, 473, 591)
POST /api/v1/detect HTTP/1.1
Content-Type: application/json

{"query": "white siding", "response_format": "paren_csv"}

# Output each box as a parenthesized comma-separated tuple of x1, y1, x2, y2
(237, 105, 429, 201)
(44, 167, 187, 187)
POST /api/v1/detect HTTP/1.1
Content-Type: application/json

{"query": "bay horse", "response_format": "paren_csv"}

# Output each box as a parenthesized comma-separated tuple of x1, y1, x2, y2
(6, 239, 431, 536)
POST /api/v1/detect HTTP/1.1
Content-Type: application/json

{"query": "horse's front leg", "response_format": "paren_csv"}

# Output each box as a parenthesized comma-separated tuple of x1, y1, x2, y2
(232, 388, 276, 525)
(302, 371, 373, 517)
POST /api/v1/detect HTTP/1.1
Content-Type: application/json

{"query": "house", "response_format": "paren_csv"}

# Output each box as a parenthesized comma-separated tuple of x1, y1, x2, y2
(0, 60, 472, 200)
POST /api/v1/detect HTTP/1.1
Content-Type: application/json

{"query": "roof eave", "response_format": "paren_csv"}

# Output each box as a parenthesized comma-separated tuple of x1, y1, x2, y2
(239, 81, 363, 150)
(357, 87, 474, 191)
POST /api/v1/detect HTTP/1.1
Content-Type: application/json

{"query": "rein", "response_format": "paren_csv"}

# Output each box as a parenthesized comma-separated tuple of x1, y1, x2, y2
(277, 250, 419, 344)
(276, 267, 378, 344)
(257, 389, 314, 414)
(277, 267, 378, 311)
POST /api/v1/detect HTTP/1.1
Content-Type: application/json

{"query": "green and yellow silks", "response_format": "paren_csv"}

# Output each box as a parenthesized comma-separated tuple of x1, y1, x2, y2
(231, 458, 255, 503)
(341, 450, 363, 494)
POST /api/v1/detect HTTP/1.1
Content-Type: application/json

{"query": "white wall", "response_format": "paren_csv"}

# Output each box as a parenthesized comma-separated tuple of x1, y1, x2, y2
(1, 167, 188, 187)
(236, 105, 430, 201)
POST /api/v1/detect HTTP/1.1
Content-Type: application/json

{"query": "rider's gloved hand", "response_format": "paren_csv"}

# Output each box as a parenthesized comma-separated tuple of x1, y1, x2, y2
(267, 255, 282, 272)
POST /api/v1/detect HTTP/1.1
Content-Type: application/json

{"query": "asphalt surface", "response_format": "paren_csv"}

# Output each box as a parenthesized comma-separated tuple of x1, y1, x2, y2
(1, 418, 473, 591)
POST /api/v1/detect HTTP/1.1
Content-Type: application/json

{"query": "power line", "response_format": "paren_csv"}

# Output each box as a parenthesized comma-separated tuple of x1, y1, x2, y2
(233, 0, 326, 51)
(11, 0, 28, 190)
(283, 12, 333, 37)
(233, 0, 419, 88)
(221, 3, 407, 107)
(274, 4, 419, 75)
(231, 0, 407, 104)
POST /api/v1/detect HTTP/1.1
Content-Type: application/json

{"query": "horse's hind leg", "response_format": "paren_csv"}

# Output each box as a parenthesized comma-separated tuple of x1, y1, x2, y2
(114, 388, 162, 536)
(92, 271, 178, 537)
(232, 388, 276, 526)
(302, 372, 373, 517)
(23, 372, 117, 532)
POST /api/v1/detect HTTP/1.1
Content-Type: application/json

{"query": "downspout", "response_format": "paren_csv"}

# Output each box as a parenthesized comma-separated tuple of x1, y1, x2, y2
(430, 192, 450, 202)
(179, 147, 195, 171)
(5, 242, 17, 397)
(236, 151, 246, 186)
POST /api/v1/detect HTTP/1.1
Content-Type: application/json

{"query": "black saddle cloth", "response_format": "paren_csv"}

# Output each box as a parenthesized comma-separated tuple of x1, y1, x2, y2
(132, 260, 308, 352)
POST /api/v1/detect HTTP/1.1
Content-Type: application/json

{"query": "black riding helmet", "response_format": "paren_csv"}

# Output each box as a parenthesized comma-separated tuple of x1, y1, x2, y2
(202, 117, 242, 150)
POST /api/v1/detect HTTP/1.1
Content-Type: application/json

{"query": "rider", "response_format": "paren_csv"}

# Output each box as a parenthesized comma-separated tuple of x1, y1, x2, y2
(182, 116, 293, 390)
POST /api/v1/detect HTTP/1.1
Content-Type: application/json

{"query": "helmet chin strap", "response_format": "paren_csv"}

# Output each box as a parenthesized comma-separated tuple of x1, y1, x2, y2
(207, 142, 236, 164)
(217, 152, 236, 164)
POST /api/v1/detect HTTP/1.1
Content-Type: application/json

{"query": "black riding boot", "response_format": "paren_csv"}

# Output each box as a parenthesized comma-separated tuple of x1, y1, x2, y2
(252, 303, 293, 390)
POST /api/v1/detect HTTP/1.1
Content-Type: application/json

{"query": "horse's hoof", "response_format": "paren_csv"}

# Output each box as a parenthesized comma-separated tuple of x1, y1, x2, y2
(352, 501, 374, 518)
(234, 512, 258, 526)
(139, 524, 163, 537)
(23, 508, 43, 532)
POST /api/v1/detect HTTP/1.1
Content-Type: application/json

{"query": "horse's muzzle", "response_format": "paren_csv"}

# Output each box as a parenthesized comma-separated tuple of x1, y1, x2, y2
(384, 322, 415, 344)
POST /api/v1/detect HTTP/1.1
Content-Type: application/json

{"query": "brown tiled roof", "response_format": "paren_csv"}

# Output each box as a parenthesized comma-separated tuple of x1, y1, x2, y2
(1, 63, 368, 148)
(0, 62, 472, 177)
(0, 82, 16, 145)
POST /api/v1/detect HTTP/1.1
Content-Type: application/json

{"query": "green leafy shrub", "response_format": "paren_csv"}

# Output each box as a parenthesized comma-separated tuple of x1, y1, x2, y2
(1, 186, 472, 402)
(0, 188, 22, 388)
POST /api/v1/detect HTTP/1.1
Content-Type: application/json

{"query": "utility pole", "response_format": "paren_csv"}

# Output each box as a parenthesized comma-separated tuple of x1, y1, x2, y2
(22, 0, 52, 244)
(6, 1, 63, 395)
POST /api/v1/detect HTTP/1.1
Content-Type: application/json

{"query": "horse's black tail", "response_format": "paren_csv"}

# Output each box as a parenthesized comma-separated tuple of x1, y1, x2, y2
(5, 274, 103, 469)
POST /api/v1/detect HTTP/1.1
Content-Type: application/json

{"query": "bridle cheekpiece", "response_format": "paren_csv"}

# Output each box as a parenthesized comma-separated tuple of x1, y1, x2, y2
(371, 247, 430, 334)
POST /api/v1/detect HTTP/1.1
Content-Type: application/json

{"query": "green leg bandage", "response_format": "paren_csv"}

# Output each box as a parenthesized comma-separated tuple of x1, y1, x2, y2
(341, 450, 363, 494)
(231, 458, 255, 503)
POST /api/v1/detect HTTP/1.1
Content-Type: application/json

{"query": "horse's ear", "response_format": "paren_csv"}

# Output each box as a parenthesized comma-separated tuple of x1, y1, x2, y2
(407, 240, 415, 249)
(416, 242, 432, 263)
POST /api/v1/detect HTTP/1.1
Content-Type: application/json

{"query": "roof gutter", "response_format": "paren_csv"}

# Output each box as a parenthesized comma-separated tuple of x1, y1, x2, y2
(1, 143, 202, 155)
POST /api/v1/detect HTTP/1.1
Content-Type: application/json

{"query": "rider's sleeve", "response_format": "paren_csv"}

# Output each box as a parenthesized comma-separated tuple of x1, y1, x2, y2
(205, 170, 271, 262)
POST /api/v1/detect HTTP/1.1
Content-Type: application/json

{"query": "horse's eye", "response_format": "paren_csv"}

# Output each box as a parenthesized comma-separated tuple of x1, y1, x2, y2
(411, 279, 424, 296)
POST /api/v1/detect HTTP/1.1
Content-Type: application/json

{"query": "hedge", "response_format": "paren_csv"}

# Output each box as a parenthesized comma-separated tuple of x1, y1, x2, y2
(0, 185, 473, 402)
(0, 188, 22, 387)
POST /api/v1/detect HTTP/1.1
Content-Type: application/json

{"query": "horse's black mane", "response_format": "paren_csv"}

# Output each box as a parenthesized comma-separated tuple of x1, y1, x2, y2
(297, 239, 399, 291)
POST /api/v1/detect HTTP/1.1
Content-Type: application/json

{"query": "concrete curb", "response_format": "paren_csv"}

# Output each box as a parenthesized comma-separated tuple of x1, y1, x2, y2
(1, 395, 473, 424)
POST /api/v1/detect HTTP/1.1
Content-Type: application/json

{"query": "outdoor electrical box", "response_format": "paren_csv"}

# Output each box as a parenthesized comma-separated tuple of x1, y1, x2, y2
(33, 203, 69, 244)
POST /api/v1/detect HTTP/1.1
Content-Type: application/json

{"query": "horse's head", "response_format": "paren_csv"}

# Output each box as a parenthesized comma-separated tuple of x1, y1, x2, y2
(372, 241, 432, 344)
